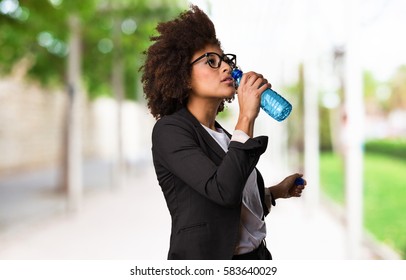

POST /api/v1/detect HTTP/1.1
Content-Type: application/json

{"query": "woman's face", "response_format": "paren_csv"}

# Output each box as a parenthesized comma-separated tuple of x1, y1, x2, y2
(189, 45, 236, 102)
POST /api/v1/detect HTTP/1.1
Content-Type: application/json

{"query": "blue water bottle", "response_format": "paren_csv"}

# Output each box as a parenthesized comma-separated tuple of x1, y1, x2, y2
(231, 67, 292, 122)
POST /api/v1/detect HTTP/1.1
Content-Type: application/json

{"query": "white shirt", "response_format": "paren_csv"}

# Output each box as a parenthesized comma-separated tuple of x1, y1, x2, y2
(202, 125, 267, 255)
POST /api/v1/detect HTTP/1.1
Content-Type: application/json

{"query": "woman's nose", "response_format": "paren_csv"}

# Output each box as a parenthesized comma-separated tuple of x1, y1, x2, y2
(222, 63, 231, 73)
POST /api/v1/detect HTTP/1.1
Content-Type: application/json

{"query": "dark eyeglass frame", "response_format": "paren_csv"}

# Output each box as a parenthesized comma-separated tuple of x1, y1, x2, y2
(190, 52, 237, 69)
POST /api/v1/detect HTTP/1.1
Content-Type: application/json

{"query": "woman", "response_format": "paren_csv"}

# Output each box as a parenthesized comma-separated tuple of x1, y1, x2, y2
(141, 5, 306, 260)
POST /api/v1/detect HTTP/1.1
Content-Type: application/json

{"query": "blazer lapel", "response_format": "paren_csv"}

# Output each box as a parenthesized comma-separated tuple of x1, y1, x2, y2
(178, 108, 228, 159)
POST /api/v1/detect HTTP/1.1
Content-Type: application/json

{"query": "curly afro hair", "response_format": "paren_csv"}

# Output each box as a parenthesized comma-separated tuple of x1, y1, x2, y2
(141, 5, 225, 120)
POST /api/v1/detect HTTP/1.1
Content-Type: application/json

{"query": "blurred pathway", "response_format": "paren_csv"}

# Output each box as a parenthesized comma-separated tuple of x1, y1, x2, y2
(0, 162, 170, 259)
(0, 161, 393, 260)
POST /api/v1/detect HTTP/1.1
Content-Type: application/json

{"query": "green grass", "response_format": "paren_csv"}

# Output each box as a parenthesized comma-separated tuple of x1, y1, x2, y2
(320, 152, 406, 258)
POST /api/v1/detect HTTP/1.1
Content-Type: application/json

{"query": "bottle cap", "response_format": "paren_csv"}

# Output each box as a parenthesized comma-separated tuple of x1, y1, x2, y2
(294, 177, 305, 185)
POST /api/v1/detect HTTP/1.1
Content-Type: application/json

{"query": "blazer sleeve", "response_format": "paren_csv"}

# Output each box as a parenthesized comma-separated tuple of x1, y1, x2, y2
(152, 116, 268, 208)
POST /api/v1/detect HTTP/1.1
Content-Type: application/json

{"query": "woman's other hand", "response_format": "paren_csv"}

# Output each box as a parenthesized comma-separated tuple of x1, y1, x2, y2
(269, 173, 307, 199)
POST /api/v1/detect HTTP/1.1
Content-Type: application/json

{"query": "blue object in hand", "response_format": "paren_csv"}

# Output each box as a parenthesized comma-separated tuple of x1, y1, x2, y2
(294, 177, 305, 185)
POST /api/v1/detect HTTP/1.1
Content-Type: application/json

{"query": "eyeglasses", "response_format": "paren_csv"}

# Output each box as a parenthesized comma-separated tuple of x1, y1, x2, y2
(190, 52, 236, 69)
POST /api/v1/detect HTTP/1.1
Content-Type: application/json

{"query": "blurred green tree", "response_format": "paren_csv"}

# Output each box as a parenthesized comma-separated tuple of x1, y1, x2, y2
(0, 0, 186, 100)
(363, 67, 406, 114)
(389, 65, 406, 110)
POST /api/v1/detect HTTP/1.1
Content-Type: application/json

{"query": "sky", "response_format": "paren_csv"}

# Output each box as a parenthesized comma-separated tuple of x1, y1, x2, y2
(358, 0, 406, 80)
(190, 0, 406, 82)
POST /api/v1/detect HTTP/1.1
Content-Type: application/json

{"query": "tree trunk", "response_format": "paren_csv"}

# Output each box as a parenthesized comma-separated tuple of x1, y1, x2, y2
(60, 14, 83, 211)
(111, 17, 125, 189)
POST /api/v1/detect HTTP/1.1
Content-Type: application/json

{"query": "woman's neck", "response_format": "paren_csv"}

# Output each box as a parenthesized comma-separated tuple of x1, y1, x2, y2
(187, 97, 221, 130)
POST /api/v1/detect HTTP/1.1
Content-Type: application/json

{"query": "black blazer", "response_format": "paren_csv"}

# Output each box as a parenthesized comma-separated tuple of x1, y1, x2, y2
(151, 107, 269, 260)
